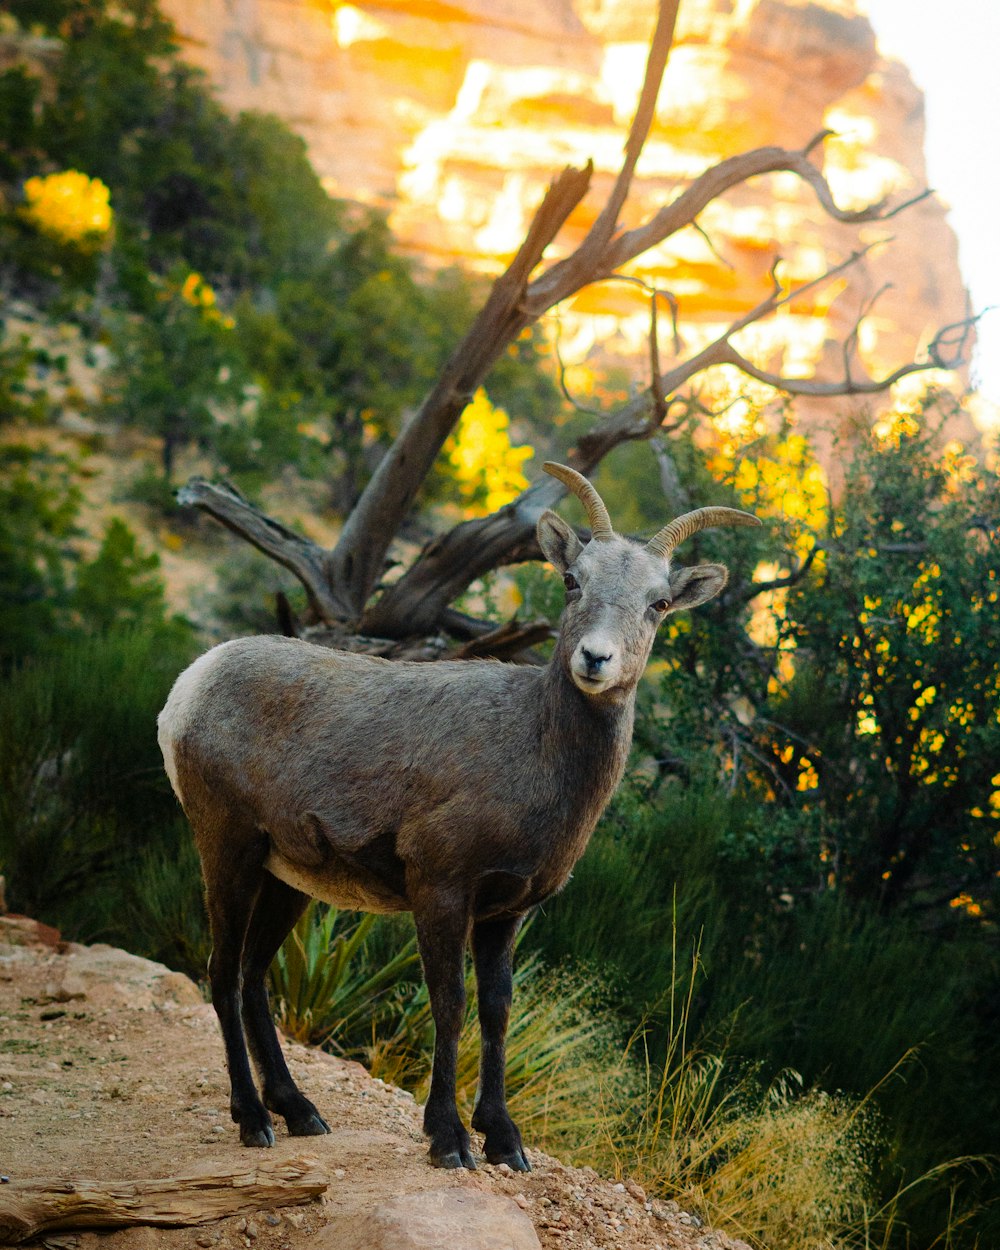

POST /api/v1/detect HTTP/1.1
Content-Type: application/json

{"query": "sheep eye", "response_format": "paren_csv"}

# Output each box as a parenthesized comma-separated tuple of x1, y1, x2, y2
(651, 598, 670, 612)
(564, 573, 579, 591)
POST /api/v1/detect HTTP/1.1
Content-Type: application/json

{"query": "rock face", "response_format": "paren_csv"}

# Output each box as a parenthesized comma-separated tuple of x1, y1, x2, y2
(160, 0, 970, 428)
(316, 1189, 543, 1250)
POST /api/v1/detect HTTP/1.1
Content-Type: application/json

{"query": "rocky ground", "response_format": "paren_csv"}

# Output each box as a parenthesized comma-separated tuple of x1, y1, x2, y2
(0, 915, 750, 1250)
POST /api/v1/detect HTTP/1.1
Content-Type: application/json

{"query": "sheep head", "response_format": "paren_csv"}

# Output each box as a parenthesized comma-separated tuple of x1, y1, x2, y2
(537, 462, 760, 697)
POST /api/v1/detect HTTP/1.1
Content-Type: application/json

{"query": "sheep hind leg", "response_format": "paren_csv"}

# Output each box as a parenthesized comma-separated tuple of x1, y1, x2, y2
(413, 892, 475, 1169)
(200, 832, 276, 1148)
(470, 914, 530, 1171)
(241, 874, 330, 1137)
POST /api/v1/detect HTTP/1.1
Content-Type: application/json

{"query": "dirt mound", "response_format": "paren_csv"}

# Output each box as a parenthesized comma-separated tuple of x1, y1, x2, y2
(0, 916, 749, 1250)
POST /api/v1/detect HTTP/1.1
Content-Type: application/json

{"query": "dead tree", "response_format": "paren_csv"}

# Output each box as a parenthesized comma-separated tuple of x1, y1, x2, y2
(178, 0, 972, 656)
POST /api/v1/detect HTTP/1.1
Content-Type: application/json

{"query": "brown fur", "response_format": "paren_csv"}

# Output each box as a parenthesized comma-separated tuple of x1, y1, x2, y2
(157, 509, 740, 1168)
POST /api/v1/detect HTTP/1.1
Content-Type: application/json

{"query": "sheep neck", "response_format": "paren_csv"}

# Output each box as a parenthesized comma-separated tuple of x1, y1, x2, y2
(537, 640, 636, 797)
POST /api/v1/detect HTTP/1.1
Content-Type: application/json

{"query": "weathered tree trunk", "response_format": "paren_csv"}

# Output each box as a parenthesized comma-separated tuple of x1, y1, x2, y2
(176, 0, 972, 655)
(0, 1156, 328, 1244)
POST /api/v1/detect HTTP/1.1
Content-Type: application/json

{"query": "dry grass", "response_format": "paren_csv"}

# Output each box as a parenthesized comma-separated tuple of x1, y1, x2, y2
(272, 907, 989, 1250)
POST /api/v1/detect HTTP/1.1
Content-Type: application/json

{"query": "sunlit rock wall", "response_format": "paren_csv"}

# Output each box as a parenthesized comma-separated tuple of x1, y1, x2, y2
(161, 0, 972, 439)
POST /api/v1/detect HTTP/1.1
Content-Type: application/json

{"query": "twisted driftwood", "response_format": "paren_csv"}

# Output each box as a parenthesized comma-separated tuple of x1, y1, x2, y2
(0, 1154, 328, 1244)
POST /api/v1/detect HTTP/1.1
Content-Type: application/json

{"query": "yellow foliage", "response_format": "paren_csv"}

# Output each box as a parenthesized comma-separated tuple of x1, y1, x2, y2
(22, 170, 113, 246)
(180, 271, 216, 308)
(709, 427, 827, 561)
(908, 684, 937, 722)
(445, 388, 533, 516)
(941, 439, 978, 491)
(949, 893, 984, 919)
(856, 711, 878, 737)
(175, 271, 233, 327)
(872, 409, 920, 446)
(796, 759, 819, 791)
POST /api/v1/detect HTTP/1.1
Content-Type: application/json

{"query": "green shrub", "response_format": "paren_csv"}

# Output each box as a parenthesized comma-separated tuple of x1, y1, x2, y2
(125, 834, 210, 980)
(0, 628, 197, 934)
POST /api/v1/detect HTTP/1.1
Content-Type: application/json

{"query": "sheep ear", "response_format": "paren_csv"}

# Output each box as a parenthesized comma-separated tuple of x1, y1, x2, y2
(537, 510, 584, 573)
(666, 563, 728, 612)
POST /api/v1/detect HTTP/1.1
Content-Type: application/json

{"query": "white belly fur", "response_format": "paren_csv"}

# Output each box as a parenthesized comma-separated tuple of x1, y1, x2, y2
(264, 851, 400, 914)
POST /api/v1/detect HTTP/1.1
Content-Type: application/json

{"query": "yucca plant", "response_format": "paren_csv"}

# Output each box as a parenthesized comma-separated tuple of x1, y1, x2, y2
(269, 900, 420, 1047)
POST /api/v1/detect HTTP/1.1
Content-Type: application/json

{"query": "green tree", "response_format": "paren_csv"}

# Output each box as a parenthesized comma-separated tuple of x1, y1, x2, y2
(105, 269, 248, 481)
(748, 414, 1000, 920)
(0, 444, 79, 666)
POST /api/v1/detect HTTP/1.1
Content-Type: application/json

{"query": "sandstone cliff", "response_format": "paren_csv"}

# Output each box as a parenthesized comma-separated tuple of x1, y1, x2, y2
(158, 0, 971, 434)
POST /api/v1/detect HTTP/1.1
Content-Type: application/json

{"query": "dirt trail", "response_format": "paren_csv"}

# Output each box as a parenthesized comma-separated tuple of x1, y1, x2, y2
(0, 916, 748, 1250)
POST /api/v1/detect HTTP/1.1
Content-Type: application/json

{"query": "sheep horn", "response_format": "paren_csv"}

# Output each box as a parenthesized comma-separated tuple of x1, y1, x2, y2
(645, 507, 761, 558)
(542, 462, 614, 541)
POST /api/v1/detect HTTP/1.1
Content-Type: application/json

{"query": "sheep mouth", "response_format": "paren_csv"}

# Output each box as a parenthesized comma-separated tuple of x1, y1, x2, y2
(571, 669, 614, 695)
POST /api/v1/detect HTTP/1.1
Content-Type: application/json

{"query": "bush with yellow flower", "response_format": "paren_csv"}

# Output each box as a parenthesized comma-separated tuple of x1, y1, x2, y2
(21, 170, 113, 249)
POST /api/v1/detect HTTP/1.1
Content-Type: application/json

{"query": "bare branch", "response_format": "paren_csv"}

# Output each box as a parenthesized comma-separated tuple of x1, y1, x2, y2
(323, 161, 595, 621)
(454, 617, 554, 661)
(691, 217, 736, 271)
(584, 138, 931, 285)
(842, 284, 892, 384)
(722, 543, 821, 609)
(552, 314, 606, 417)
(176, 479, 350, 621)
(550, 0, 682, 280)
(720, 312, 975, 398)
(649, 287, 668, 426)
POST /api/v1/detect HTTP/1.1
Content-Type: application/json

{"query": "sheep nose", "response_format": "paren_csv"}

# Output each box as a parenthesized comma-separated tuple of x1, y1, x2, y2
(581, 646, 612, 674)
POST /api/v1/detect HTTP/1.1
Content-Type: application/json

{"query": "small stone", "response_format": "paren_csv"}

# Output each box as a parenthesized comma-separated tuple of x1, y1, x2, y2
(513, 1194, 530, 1210)
(625, 1179, 646, 1202)
(333, 1167, 346, 1179)
(613, 1182, 625, 1192)
(284, 1212, 305, 1229)
(196, 1236, 214, 1247)
(265, 1213, 281, 1227)
(246, 1220, 259, 1239)
(235, 1218, 247, 1234)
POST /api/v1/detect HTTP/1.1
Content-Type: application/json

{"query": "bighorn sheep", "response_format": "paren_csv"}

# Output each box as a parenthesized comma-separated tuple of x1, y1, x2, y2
(157, 463, 759, 1170)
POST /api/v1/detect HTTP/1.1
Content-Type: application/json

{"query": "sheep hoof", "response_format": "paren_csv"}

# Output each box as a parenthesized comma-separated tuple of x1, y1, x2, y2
(490, 1148, 531, 1172)
(431, 1146, 477, 1170)
(240, 1123, 276, 1148)
(288, 1110, 330, 1136)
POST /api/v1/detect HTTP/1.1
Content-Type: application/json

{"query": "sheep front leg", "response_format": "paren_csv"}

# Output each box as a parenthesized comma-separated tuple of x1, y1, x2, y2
(471, 915, 530, 1171)
(413, 895, 475, 1169)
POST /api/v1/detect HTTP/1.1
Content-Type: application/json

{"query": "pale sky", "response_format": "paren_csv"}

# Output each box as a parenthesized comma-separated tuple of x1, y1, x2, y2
(861, 0, 1000, 413)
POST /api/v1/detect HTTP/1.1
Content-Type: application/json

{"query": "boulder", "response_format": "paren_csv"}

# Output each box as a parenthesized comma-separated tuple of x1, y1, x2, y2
(314, 1189, 542, 1250)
